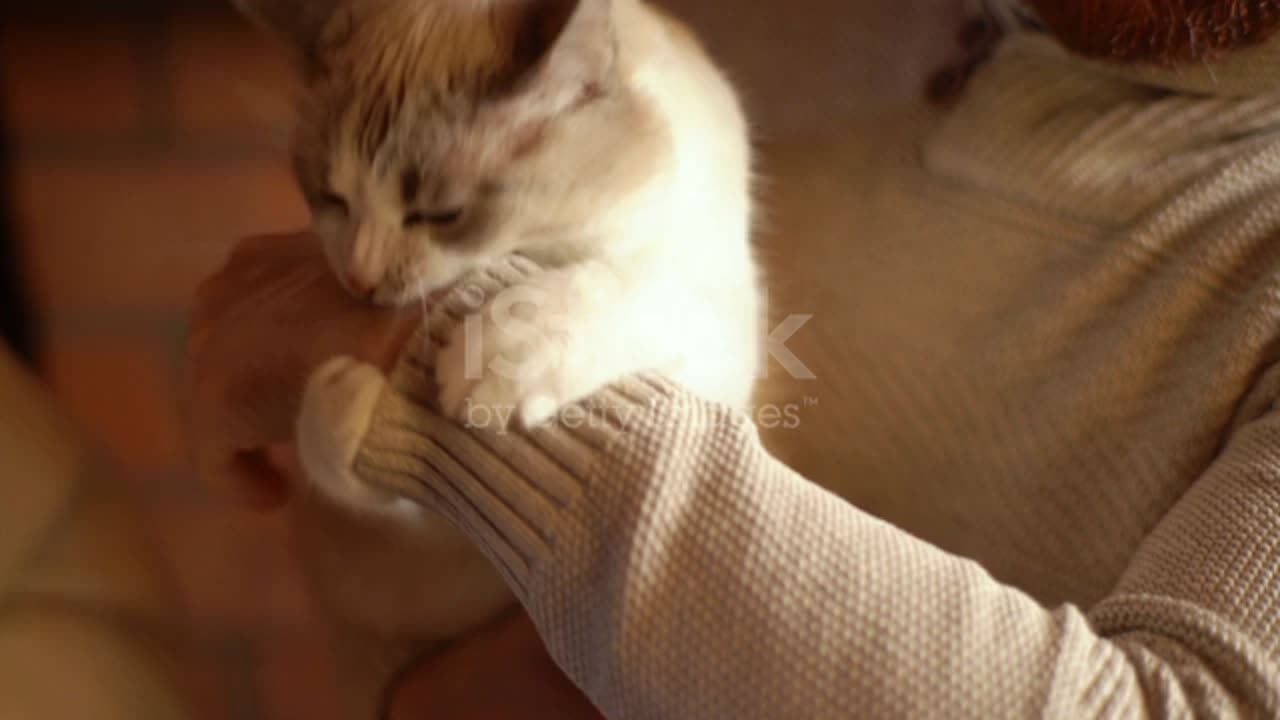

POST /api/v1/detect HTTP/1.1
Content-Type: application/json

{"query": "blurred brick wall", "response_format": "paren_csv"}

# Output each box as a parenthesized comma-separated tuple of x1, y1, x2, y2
(0, 2, 961, 719)
(1, 8, 338, 720)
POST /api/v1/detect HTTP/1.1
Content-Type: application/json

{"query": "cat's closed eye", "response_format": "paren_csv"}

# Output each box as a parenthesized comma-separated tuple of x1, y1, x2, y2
(310, 192, 350, 216)
(404, 208, 465, 229)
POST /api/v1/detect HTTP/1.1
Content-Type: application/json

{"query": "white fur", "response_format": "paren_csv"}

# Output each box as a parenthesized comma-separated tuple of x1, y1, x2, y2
(292, 0, 759, 652)
(301, 0, 758, 503)
(430, 1, 758, 427)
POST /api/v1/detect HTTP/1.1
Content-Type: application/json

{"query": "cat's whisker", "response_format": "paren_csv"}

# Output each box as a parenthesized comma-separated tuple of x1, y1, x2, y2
(241, 0, 759, 665)
(287, 267, 332, 298)
(416, 288, 436, 355)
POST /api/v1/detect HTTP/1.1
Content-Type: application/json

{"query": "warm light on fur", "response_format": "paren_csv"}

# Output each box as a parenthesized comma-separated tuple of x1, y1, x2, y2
(233, 0, 760, 663)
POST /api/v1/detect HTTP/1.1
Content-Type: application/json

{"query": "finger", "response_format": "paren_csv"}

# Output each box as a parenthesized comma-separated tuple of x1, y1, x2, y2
(385, 612, 601, 720)
(226, 448, 293, 512)
(359, 308, 426, 371)
(225, 231, 317, 269)
(264, 442, 303, 486)
(191, 232, 318, 328)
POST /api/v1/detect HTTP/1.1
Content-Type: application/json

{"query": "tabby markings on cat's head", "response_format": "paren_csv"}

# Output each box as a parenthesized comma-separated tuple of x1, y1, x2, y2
(236, 0, 664, 305)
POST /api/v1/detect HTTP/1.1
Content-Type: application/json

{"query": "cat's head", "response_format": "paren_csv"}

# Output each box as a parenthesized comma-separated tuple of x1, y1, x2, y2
(235, 0, 666, 305)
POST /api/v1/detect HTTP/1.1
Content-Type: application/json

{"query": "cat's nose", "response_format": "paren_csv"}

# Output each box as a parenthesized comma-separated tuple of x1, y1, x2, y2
(344, 271, 377, 300)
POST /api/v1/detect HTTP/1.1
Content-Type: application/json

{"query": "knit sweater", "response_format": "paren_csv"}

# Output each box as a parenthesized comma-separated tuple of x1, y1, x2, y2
(355, 32, 1280, 718)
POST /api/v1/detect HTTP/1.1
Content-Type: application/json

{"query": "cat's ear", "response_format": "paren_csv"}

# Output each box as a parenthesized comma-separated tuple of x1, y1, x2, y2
(231, 0, 343, 72)
(500, 0, 616, 101)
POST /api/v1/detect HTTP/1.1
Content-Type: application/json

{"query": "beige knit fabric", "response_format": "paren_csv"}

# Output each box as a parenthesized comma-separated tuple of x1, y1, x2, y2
(356, 32, 1280, 719)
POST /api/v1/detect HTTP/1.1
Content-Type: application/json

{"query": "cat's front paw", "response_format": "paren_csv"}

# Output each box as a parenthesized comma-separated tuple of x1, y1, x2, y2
(435, 306, 584, 432)
(297, 356, 397, 510)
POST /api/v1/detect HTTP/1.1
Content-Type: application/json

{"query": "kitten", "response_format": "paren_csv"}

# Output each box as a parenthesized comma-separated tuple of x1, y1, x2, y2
(235, 0, 758, 648)
(238, 0, 759, 504)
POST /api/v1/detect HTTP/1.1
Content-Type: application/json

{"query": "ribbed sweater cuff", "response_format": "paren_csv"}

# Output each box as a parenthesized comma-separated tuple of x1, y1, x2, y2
(350, 256, 680, 595)
(356, 372, 678, 593)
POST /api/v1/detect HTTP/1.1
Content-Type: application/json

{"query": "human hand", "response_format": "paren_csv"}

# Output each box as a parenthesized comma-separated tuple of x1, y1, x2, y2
(183, 232, 420, 510)
(384, 610, 601, 720)
(185, 238, 596, 718)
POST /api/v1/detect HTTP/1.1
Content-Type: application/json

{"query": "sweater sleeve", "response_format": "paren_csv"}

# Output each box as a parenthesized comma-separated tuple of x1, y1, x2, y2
(355, 295, 1280, 720)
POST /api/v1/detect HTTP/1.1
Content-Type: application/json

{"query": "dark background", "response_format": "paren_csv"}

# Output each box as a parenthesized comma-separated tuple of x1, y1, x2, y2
(0, 119, 36, 365)
(2, 0, 221, 17)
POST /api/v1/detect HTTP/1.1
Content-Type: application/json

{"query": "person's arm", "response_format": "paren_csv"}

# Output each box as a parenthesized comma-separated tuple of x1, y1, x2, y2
(355, 279, 1280, 718)
(186, 235, 608, 720)
(0, 343, 187, 720)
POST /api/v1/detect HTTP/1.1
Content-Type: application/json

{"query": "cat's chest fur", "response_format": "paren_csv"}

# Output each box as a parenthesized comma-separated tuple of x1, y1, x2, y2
(287, 0, 758, 502)
(233, 2, 759, 710)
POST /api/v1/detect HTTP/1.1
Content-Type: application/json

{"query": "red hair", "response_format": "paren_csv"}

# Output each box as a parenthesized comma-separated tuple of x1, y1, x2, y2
(1031, 0, 1280, 65)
